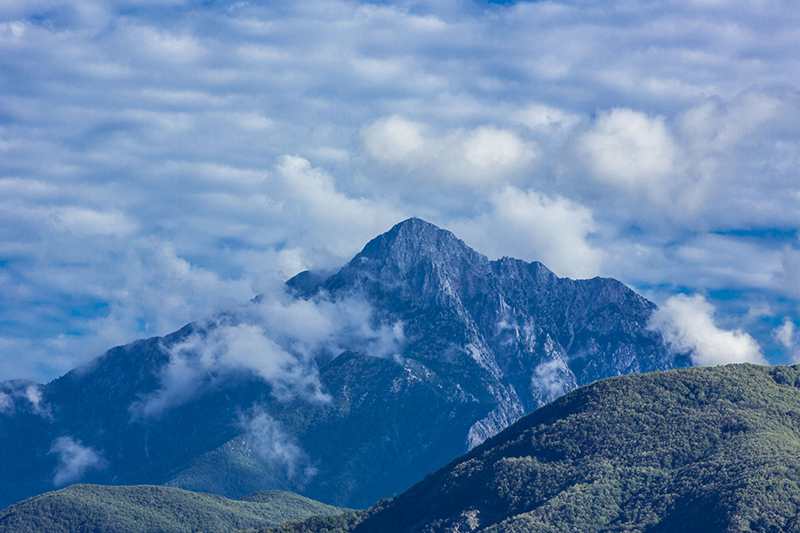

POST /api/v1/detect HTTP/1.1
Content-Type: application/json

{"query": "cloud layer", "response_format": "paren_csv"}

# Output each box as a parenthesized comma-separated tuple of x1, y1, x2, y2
(1, 0, 799, 379)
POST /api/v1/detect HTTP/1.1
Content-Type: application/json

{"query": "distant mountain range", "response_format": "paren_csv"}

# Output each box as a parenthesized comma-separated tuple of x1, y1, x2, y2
(263, 363, 800, 533)
(0, 218, 687, 509)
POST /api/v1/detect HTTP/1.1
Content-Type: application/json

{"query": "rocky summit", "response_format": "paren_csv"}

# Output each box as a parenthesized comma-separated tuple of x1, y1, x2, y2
(0, 218, 688, 510)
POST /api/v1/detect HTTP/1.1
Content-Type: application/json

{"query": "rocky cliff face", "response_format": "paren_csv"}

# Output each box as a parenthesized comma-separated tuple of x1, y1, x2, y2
(297, 218, 682, 448)
(0, 218, 688, 510)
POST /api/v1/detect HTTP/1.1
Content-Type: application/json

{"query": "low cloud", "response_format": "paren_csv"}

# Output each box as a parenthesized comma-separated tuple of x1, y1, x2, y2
(0, 382, 50, 417)
(649, 294, 766, 366)
(773, 317, 800, 363)
(530, 358, 576, 407)
(132, 288, 406, 418)
(50, 436, 107, 486)
(241, 408, 316, 485)
(0, 392, 11, 414)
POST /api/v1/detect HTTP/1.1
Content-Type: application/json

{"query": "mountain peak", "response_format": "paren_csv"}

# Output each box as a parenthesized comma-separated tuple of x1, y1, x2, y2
(320, 217, 490, 300)
(354, 217, 482, 267)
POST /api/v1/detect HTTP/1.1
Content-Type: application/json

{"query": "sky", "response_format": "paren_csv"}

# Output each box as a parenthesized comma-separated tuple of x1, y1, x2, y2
(0, 0, 799, 382)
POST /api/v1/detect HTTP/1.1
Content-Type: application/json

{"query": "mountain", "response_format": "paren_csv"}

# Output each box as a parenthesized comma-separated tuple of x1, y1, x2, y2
(0, 485, 343, 533)
(0, 218, 687, 509)
(261, 363, 800, 533)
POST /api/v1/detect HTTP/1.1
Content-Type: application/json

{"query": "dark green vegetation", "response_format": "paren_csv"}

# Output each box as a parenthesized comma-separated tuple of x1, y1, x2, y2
(262, 364, 800, 533)
(0, 484, 343, 533)
(249, 510, 369, 533)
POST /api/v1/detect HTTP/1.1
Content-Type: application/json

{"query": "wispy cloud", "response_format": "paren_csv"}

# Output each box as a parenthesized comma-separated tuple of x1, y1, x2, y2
(0, 381, 50, 417)
(131, 286, 405, 418)
(49, 436, 107, 486)
(241, 408, 317, 485)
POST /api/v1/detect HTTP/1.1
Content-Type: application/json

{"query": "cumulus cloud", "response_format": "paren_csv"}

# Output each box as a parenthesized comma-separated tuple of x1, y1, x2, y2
(677, 91, 787, 154)
(577, 108, 680, 203)
(132, 287, 406, 418)
(50, 436, 107, 486)
(649, 294, 766, 366)
(362, 116, 539, 189)
(449, 186, 603, 279)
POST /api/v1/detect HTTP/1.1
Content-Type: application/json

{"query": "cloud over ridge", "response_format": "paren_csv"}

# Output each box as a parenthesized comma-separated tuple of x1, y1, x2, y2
(132, 286, 406, 418)
(649, 294, 766, 367)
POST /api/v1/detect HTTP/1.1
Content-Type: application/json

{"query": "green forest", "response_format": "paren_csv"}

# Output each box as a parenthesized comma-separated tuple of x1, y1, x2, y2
(260, 364, 800, 533)
(0, 485, 343, 533)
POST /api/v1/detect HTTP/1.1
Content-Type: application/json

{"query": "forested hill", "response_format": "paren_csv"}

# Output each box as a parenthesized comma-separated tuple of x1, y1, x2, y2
(0, 485, 344, 533)
(262, 364, 800, 533)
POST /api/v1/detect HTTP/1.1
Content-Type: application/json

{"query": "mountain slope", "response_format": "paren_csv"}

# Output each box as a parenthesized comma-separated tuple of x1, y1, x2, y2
(0, 485, 343, 533)
(0, 218, 687, 509)
(263, 363, 800, 533)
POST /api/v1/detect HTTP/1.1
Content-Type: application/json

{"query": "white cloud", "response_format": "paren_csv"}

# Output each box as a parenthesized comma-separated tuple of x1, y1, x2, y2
(131, 320, 329, 419)
(774, 317, 796, 350)
(450, 186, 602, 279)
(577, 108, 680, 202)
(50, 436, 107, 486)
(132, 287, 406, 418)
(677, 90, 786, 154)
(649, 294, 766, 366)
(52, 207, 138, 236)
(773, 317, 800, 363)
(241, 409, 316, 484)
(530, 358, 576, 406)
(362, 116, 539, 190)
(362, 116, 427, 164)
(275, 155, 406, 258)
(0, 382, 50, 417)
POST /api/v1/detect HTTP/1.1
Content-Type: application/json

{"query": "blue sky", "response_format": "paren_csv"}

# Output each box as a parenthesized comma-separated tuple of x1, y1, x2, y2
(1, 0, 799, 381)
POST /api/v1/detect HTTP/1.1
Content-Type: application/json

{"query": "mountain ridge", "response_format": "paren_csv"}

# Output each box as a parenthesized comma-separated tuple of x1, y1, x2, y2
(0, 218, 687, 509)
